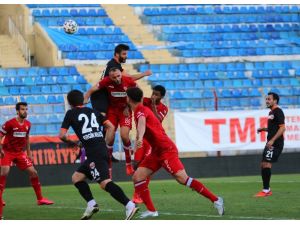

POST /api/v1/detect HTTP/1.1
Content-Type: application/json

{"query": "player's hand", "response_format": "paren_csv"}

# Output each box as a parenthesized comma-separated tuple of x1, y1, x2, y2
(0, 150, 4, 158)
(83, 97, 89, 105)
(143, 70, 152, 77)
(257, 128, 264, 133)
(135, 139, 143, 149)
(266, 140, 274, 150)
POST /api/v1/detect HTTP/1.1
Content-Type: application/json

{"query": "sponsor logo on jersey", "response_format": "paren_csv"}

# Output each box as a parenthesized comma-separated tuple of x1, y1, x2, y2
(268, 114, 274, 120)
(89, 162, 95, 169)
(13, 132, 27, 137)
(82, 131, 104, 140)
(111, 92, 127, 97)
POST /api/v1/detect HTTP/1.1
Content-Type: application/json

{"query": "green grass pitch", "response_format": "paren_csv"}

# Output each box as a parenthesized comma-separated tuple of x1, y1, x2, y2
(2, 174, 300, 220)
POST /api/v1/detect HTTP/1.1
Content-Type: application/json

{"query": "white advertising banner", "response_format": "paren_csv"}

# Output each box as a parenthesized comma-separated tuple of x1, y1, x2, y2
(174, 109, 300, 152)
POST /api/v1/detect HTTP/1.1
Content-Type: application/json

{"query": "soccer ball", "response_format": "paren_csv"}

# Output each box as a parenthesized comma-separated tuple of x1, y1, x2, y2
(63, 20, 78, 34)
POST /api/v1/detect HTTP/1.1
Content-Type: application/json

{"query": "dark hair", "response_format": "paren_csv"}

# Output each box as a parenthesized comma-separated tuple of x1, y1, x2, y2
(268, 92, 280, 104)
(114, 44, 129, 55)
(153, 85, 166, 97)
(16, 102, 28, 110)
(67, 90, 84, 107)
(126, 87, 143, 103)
(108, 67, 121, 74)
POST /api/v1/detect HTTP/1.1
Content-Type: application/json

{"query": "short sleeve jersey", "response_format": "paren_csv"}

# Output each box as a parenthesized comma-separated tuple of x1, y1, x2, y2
(103, 58, 123, 78)
(61, 107, 107, 154)
(134, 104, 176, 154)
(97, 76, 137, 109)
(267, 107, 285, 147)
(0, 118, 31, 152)
(143, 97, 168, 123)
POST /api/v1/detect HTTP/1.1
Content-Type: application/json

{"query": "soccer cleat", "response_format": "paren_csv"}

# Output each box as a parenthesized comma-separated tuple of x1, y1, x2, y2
(254, 191, 272, 197)
(214, 197, 225, 216)
(81, 204, 99, 220)
(37, 198, 54, 205)
(125, 205, 139, 220)
(126, 164, 134, 176)
(0, 216, 3, 220)
(139, 210, 159, 219)
(132, 192, 143, 204)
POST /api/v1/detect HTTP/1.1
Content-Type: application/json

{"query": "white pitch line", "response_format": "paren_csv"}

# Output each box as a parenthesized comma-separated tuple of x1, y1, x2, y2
(45, 206, 298, 220)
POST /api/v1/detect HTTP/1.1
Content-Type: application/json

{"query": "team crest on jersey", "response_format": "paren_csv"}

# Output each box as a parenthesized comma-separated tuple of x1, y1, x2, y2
(268, 114, 274, 120)
(108, 85, 114, 88)
(89, 162, 95, 169)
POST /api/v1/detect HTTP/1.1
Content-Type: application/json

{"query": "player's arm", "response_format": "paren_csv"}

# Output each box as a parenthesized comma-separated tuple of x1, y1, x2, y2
(136, 116, 146, 150)
(0, 135, 4, 158)
(26, 135, 33, 160)
(84, 84, 99, 104)
(59, 128, 81, 148)
(150, 99, 163, 122)
(123, 70, 152, 81)
(257, 127, 268, 133)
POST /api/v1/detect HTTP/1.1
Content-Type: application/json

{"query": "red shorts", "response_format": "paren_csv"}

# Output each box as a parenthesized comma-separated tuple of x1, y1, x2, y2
(139, 147, 184, 175)
(134, 139, 151, 162)
(0, 151, 33, 170)
(107, 107, 132, 129)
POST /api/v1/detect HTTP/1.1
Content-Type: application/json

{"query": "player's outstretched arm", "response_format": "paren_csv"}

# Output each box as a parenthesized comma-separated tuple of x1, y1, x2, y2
(59, 128, 80, 148)
(84, 84, 99, 104)
(129, 70, 152, 81)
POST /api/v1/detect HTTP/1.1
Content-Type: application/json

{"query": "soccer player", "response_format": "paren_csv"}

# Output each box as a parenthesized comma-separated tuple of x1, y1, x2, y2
(0, 102, 54, 220)
(255, 92, 286, 197)
(132, 85, 168, 203)
(84, 67, 138, 176)
(126, 87, 224, 219)
(90, 44, 151, 168)
(59, 90, 139, 220)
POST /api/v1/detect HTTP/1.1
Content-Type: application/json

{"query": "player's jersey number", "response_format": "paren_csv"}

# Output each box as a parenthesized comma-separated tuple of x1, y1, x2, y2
(78, 113, 99, 134)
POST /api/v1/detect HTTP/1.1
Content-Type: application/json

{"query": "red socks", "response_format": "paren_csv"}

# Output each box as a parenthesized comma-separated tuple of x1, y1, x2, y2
(185, 177, 218, 202)
(0, 176, 6, 217)
(134, 180, 156, 212)
(30, 177, 43, 200)
(123, 141, 132, 164)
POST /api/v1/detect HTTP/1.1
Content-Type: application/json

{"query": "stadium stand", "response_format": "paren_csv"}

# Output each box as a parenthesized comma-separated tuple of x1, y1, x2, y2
(134, 5, 300, 58)
(27, 4, 144, 61)
(139, 60, 300, 111)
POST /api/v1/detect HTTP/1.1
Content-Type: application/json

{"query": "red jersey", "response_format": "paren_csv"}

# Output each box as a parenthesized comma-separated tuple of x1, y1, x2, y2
(143, 97, 168, 123)
(97, 76, 137, 109)
(134, 104, 176, 154)
(0, 118, 31, 152)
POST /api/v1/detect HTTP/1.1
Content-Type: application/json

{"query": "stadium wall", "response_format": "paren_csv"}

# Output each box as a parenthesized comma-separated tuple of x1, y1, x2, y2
(6, 152, 300, 188)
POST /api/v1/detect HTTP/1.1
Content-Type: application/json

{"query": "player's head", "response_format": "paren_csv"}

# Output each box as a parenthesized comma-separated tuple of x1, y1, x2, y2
(126, 87, 143, 106)
(114, 44, 129, 63)
(266, 92, 280, 108)
(16, 102, 28, 119)
(151, 85, 166, 104)
(108, 67, 122, 84)
(67, 90, 84, 108)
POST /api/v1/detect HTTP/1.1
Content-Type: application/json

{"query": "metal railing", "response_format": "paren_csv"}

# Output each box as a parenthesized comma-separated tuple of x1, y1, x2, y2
(8, 17, 31, 66)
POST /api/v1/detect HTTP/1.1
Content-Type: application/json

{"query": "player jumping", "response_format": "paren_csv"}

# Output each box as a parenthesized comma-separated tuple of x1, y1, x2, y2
(84, 67, 138, 176)
(59, 90, 139, 220)
(0, 102, 54, 220)
(126, 87, 224, 219)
